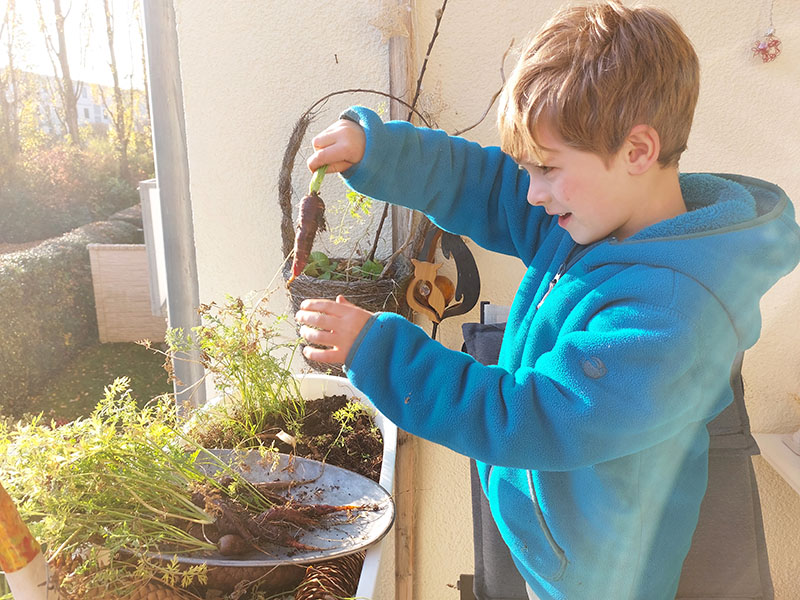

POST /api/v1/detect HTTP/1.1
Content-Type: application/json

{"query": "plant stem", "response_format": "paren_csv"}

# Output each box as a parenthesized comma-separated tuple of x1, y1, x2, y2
(309, 165, 327, 195)
(366, 202, 390, 263)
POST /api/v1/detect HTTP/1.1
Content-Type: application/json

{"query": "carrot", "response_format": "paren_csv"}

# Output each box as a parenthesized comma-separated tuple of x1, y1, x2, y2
(288, 166, 328, 286)
(217, 533, 251, 556)
(256, 503, 361, 529)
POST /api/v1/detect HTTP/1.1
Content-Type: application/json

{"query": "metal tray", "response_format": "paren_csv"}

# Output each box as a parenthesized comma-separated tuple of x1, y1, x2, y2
(147, 449, 394, 567)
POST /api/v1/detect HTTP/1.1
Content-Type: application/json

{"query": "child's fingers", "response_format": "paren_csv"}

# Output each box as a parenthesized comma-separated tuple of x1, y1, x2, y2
(302, 344, 345, 364)
(298, 325, 336, 348)
(295, 309, 333, 333)
(311, 129, 338, 149)
(307, 151, 351, 174)
(308, 120, 364, 173)
(298, 298, 350, 316)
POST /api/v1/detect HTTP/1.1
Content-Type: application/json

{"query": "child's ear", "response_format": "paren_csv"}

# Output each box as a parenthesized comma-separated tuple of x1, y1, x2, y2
(624, 124, 660, 175)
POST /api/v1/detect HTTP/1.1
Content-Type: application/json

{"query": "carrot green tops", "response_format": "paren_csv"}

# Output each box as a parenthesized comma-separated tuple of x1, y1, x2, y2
(338, 106, 800, 600)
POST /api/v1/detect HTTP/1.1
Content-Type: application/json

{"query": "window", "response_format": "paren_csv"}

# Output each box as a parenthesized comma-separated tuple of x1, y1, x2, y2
(84, 108, 90, 119)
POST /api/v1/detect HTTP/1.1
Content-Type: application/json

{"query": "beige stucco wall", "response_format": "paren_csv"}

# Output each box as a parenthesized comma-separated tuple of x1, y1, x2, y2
(174, 0, 799, 598)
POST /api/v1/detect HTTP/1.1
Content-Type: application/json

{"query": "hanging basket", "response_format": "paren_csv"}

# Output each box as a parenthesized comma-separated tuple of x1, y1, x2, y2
(278, 103, 418, 375)
(284, 256, 413, 375)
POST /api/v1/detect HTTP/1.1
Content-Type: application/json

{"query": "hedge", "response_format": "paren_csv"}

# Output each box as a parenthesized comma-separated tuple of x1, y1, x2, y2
(0, 217, 142, 410)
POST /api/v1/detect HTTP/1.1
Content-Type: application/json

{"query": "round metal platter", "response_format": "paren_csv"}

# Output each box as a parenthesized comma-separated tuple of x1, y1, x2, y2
(147, 449, 394, 567)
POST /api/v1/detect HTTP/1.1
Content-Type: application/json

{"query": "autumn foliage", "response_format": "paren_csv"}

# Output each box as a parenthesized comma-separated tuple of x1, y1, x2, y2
(0, 136, 152, 244)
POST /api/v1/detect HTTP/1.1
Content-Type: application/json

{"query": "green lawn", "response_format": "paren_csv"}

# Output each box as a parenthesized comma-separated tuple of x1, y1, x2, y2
(2, 342, 173, 422)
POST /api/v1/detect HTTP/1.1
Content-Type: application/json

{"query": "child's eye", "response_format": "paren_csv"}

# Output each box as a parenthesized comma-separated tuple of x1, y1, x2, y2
(517, 162, 553, 175)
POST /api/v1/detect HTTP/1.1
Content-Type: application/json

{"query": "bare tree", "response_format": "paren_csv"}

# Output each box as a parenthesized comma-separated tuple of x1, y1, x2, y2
(35, 0, 82, 146)
(133, 0, 150, 129)
(97, 0, 132, 182)
(0, 0, 21, 157)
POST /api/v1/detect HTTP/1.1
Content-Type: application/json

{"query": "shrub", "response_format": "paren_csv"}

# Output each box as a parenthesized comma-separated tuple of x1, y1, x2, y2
(0, 218, 142, 409)
(0, 138, 145, 243)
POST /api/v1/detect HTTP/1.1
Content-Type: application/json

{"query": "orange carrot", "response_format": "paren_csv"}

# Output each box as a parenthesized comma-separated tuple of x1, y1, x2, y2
(288, 166, 327, 286)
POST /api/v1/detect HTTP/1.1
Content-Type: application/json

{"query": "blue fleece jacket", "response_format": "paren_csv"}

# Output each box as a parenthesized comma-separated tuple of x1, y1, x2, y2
(338, 106, 800, 600)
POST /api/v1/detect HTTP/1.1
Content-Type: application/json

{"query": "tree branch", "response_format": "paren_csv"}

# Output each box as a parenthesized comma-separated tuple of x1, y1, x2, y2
(452, 38, 514, 136)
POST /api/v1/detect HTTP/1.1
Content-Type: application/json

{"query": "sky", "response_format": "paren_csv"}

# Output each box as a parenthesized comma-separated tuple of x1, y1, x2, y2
(1, 0, 145, 89)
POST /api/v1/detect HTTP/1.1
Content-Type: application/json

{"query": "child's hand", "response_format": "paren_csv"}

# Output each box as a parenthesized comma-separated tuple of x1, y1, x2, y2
(307, 119, 366, 174)
(295, 295, 373, 365)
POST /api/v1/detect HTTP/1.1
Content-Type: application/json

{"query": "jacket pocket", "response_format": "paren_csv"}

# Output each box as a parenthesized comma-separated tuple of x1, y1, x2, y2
(526, 469, 568, 581)
(486, 466, 569, 582)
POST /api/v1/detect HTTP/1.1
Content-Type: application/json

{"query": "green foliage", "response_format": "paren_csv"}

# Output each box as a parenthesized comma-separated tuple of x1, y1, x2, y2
(302, 250, 338, 279)
(0, 378, 291, 598)
(353, 258, 384, 280)
(332, 399, 373, 436)
(0, 378, 223, 597)
(0, 140, 142, 243)
(0, 219, 142, 410)
(167, 294, 307, 448)
(302, 250, 383, 282)
(345, 190, 373, 219)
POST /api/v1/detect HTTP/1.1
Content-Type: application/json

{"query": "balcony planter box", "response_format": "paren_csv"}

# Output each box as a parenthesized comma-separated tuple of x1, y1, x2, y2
(196, 373, 397, 599)
(296, 373, 397, 599)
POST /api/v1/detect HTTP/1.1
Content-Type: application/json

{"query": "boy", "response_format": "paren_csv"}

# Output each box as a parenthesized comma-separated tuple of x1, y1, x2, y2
(295, 2, 800, 598)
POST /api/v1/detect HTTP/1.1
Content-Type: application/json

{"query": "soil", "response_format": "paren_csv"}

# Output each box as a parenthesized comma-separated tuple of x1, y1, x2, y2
(271, 394, 384, 482)
(191, 393, 384, 483)
(41, 392, 383, 599)
(181, 394, 384, 553)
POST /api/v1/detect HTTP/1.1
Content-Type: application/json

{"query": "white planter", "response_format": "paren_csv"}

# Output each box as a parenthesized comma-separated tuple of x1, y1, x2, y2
(196, 373, 397, 598)
(296, 374, 397, 600)
(3, 552, 59, 600)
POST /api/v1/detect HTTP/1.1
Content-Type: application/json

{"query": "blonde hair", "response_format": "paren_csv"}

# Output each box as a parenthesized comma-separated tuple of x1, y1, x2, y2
(498, 1, 699, 167)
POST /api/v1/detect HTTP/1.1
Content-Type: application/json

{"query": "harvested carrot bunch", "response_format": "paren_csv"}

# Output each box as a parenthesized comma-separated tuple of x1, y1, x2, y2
(288, 166, 328, 286)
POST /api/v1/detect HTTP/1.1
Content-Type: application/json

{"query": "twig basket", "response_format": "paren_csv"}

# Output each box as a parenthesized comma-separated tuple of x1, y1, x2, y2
(283, 257, 413, 375)
(278, 102, 417, 375)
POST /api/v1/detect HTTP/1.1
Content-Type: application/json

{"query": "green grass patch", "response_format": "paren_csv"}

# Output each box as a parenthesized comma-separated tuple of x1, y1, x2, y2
(1, 342, 172, 422)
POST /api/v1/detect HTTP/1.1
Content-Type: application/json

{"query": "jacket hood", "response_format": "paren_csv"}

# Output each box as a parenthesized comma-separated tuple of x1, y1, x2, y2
(588, 173, 800, 348)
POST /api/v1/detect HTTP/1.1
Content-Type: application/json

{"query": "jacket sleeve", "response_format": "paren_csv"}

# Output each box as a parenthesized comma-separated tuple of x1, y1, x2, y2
(345, 294, 730, 471)
(339, 106, 555, 264)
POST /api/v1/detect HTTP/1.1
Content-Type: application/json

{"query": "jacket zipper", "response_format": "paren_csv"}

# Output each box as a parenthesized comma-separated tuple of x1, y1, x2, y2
(536, 263, 566, 309)
(536, 238, 612, 310)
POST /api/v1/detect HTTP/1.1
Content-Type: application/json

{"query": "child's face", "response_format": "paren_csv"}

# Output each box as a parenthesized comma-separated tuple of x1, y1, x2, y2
(518, 123, 638, 244)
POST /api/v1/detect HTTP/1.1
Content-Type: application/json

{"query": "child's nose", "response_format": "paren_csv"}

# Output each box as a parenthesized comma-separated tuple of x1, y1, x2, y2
(526, 176, 549, 206)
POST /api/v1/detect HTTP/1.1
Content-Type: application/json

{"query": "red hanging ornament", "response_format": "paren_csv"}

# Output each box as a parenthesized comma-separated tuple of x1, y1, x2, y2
(752, 28, 782, 63)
